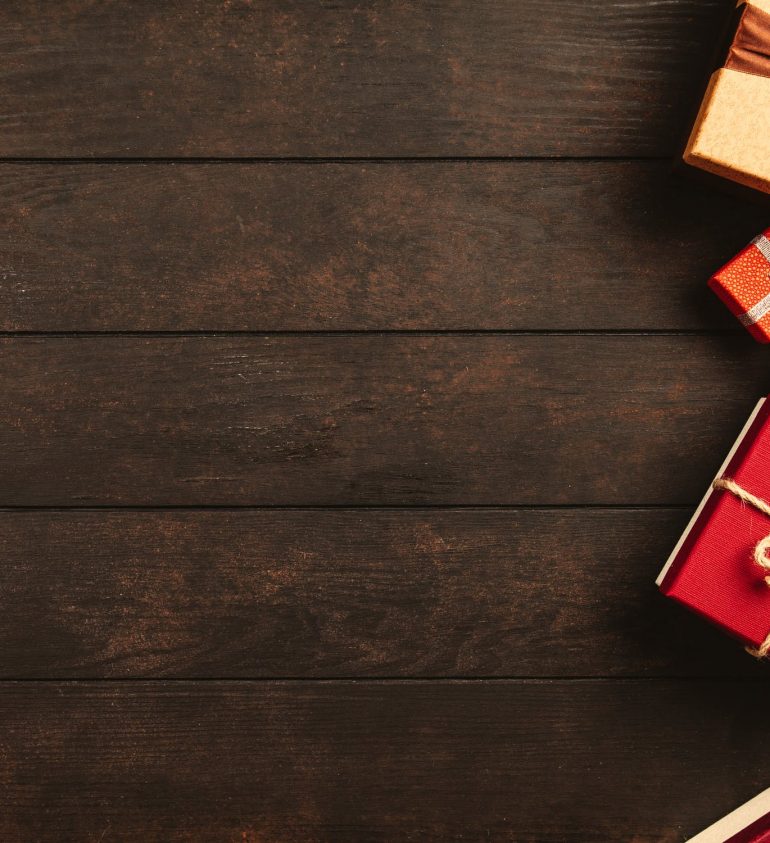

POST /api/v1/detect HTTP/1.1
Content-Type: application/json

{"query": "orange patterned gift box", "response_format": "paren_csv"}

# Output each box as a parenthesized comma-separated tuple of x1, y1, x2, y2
(709, 229, 770, 343)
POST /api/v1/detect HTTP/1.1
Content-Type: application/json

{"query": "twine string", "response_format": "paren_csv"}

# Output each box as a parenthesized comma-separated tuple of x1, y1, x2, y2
(713, 477, 770, 659)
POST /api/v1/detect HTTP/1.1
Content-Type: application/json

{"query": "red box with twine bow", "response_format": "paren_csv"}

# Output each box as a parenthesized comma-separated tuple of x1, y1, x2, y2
(658, 398, 770, 657)
(710, 229, 770, 343)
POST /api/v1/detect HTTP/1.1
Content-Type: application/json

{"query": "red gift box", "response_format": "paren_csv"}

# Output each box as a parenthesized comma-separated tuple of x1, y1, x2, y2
(658, 398, 770, 654)
(688, 786, 770, 842)
(709, 229, 770, 343)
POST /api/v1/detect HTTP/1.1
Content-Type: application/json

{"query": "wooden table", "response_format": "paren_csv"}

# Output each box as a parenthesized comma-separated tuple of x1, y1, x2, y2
(3, 1, 770, 840)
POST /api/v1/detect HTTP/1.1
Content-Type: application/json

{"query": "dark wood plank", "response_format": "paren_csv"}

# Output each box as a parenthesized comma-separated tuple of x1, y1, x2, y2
(1, 162, 764, 331)
(0, 508, 757, 678)
(2, 335, 769, 506)
(2, 679, 769, 841)
(0, 0, 726, 157)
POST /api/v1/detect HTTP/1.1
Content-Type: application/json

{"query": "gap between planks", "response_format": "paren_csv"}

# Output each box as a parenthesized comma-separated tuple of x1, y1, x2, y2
(0, 330, 742, 338)
(0, 504, 692, 512)
(0, 677, 768, 684)
(0, 155, 675, 165)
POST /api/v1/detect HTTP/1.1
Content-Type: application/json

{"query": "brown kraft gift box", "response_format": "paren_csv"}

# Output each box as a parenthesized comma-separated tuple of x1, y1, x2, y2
(685, 0, 770, 194)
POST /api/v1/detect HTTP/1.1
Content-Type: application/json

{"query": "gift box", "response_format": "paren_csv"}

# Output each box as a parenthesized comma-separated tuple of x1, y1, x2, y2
(657, 397, 770, 656)
(687, 787, 770, 842)
(684, 0, 770, 194)
(709, 229, 770, 343)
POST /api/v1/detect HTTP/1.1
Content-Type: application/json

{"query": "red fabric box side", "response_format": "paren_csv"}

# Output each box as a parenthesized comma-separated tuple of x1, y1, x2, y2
(658, 398, 770, 649)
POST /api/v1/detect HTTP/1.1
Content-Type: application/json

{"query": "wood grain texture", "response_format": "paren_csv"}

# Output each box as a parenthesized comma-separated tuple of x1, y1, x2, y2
(0, 0, 726, 157)
(1, 162, 765, 331)
(2, 335, 769, 506)
(2, 679, 770, 841)
(4, 1, 765, 839)
(2, 508, 757, 679)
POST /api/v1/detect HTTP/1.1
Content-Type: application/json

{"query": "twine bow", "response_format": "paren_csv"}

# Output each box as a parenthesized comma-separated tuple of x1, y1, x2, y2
(713, 477, 770, 658)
